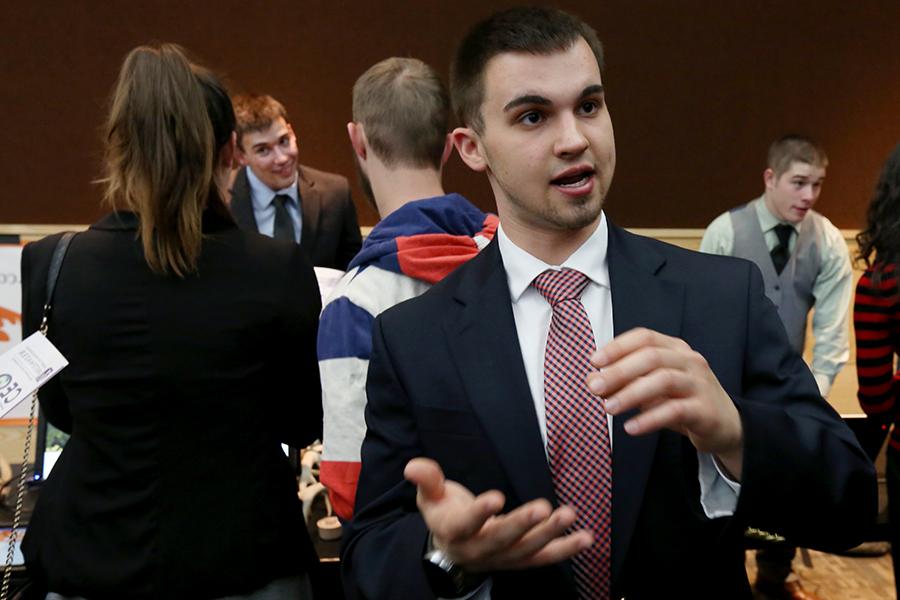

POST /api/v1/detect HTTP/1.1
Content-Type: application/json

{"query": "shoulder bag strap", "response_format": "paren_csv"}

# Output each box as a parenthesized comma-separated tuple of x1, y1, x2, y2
(38, 231, 77, 335)
(1, 231, 78, 600)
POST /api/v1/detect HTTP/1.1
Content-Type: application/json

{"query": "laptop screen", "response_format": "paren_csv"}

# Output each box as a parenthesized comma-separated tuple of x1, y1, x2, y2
(32, 410, 69, 484)
(0, 528, 25, 566)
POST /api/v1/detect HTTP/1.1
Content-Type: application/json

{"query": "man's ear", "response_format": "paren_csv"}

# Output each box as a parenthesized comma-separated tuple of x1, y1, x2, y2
(451, 126, 487, 172)
(439, 133, 454, 167)
(235, 137, 250, 167)
(763, 167, 777, 190)
(286, 122, 300, 154)
(219, 131, 238, 169)
(347, 122, 367, 161)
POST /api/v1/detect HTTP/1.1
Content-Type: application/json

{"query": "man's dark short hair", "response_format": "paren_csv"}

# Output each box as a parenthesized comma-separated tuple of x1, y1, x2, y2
(450, 6, 605, 132)
(353, 57, 449, 170)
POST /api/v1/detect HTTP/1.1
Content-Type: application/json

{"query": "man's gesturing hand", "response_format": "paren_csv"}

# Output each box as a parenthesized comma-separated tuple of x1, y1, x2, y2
(404, 458, 593, 572)
(587, 328, 744, 480)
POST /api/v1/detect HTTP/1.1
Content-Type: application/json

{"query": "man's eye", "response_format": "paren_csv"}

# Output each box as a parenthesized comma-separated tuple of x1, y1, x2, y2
(519, 111, 542, 125)
(580, 101, 599, 115)
(279, 137, 290, 146)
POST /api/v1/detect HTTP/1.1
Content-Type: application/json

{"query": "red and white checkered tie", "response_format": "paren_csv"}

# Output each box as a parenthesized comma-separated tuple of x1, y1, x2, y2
(532, 268, 612, 600)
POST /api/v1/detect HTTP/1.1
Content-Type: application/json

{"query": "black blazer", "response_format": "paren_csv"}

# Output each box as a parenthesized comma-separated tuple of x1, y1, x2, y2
(230, 164, 363, 271)
(21, 210, 323, 600)
(342, 222, 876, 600)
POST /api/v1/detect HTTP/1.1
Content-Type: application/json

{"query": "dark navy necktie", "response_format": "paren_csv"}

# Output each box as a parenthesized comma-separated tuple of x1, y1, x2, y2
(272, 194, 296, 242)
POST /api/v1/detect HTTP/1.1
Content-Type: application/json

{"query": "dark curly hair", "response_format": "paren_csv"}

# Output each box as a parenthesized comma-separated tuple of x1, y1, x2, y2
(856, 143, 900, 282)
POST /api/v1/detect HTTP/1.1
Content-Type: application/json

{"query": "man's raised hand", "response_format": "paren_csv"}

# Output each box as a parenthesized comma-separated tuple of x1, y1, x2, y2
(404, 458, 594, 572)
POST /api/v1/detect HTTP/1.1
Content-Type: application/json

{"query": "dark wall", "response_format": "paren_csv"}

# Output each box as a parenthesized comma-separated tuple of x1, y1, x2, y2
(2, 1, 899, 228)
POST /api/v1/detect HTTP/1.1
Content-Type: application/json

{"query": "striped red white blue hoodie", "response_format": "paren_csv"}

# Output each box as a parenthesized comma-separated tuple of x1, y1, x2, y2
(317, 193, 498, 520)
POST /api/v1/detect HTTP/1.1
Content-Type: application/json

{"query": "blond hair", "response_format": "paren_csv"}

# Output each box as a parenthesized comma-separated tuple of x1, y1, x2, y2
(767, 135, 829, 177)
(352, 57, 449, 169)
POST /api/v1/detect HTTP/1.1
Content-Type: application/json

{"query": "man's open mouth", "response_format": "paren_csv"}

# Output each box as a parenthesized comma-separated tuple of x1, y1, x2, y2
(551, 167, 595, 188)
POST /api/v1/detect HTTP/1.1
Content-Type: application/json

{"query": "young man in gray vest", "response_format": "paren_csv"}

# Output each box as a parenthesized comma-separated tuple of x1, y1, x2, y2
(701, 135, 853, 600)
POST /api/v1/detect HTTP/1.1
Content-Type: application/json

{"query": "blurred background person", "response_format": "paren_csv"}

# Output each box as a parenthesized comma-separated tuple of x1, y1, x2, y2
(318, 56, 497, 521)
(20, 44, 322, 599)
(702, 135, 851, 600)
(854, 141, 900, 599)
(230, 93, 362, 271)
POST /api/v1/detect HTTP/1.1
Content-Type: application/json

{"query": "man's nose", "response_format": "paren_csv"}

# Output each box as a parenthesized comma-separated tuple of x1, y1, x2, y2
(273, 146, 291, 164)
(802, 186, 817, 203)
(553, 114, 590, 157)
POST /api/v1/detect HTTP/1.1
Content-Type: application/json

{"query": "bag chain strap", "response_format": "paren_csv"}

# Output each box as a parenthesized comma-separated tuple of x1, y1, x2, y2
(1, 231, 76, 600)
(0, 392, 38, 600)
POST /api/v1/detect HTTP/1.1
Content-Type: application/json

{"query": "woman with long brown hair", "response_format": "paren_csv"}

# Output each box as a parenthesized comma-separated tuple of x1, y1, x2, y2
(854, 141, 900, 597)
(20, 44, 322, 599)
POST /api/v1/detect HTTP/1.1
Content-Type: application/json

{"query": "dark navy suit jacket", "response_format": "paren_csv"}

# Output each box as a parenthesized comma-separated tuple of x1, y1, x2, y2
(342, 221, 876, 600)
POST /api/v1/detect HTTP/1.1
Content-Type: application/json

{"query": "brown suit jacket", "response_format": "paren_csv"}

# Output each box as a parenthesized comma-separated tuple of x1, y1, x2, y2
(229, 164, 362, 270)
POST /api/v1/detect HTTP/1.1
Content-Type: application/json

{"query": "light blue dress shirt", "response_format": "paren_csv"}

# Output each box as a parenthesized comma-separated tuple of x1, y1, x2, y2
(246, 167, 303, 244)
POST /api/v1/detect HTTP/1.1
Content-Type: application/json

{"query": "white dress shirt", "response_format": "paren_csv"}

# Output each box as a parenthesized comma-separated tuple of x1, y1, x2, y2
(246, 166, 303, 243)
(497, 213, 739, 514)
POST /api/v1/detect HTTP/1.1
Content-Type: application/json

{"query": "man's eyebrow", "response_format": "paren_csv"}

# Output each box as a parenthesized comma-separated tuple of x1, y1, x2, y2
(503, 94, 551, 113)
(580, 84, 604, 98)
(502, 84, 605, 113)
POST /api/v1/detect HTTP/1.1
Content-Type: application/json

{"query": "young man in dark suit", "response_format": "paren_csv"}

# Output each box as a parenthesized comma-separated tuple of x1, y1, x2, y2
(229, 94, 362, 270)
(341, 7, 876, 600)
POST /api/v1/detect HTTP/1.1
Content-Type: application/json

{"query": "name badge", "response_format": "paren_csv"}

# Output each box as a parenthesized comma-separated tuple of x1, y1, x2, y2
(0, 332, 68, 418)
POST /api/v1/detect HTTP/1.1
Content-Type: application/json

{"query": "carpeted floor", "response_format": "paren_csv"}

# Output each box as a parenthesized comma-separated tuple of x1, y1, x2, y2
(745, 549, 895, 600)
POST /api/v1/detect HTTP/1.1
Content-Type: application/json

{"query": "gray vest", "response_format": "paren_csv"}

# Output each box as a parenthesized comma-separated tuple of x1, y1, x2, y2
(729, 201, 824, 353)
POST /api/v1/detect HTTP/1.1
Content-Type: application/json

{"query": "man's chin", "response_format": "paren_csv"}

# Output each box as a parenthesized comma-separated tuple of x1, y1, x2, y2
(790, 209, 809, 223)
(557, 197, 603, 230)
(271, 167, 298, 188)
(545, 204, 603, 232)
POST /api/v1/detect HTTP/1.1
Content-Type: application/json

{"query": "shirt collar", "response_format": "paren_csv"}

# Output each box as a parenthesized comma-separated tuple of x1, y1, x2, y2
(246, 165, 299, 210)
(498, 211, 610, 303)
(755, 195, 796, 233)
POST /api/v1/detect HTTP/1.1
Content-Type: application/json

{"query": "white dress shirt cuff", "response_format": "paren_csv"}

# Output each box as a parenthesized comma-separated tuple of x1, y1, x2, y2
(697, 451, 741, 518)
(813, 371, 833, 398)
(440, 577, 493, 600)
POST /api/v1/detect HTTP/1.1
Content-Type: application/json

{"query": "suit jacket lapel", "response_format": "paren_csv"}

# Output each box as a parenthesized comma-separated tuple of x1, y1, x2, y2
(444, 225, 686, 590)
(298, 165, 322, 260)
(444, 240, 557, 506)
(228, 167, 259, 231)
(606, 221, 685, 583)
